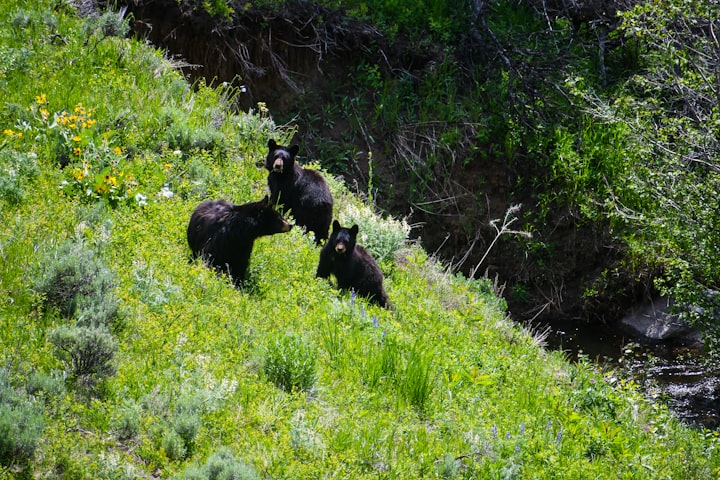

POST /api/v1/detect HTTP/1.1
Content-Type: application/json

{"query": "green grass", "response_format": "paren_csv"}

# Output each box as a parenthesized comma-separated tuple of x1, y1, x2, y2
(0, 1, 719, 478)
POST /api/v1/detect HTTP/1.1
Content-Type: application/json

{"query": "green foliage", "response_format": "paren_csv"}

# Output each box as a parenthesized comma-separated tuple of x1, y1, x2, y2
(176, 447, 260, 480)
(0, 150, 40, 205)
(50, 324, 118, 379)
(0, 0, 719, 478)
(337, 201, 411, 265)
(262, 331, 318, 393)
(0, 371, 45, 468)
(34, 239, 120, 329)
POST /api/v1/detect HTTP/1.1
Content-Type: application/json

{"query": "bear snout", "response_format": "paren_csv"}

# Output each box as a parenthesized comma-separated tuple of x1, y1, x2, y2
(334, 241, 346, 253)
(272, 158, 284, 173)
(280, 220, 292, 233)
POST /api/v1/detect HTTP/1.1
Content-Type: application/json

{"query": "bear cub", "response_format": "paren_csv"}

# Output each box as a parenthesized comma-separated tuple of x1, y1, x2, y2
(266, 139, 333, 244)
(316, 220, 391, 308)
(187, 196, 292, 287)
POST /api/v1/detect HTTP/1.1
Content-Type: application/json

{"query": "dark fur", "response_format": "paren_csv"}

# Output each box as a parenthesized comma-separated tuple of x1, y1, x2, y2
(266, 139, 333, 244)
(187, 196, 292, 286)
(316, 220, 391, 308)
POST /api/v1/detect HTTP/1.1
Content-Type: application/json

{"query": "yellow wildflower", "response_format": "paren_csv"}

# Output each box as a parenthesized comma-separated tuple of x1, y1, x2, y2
(113, 147, 122, 155)
(35, 93, 47, 105)
(40, 108, 49, 120)
(73, 147, 82, 155)
(16, 132, 22, 139)
(69, 123, 77, 130)
(73, 168, 85, 180)
(3, 129, 13, 136)
(72, 135, 81, 142)
(105, 175, 117, 186)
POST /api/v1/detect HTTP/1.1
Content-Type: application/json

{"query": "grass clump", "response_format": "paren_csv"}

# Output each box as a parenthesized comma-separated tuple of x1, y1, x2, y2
(263, 331, 318, 393)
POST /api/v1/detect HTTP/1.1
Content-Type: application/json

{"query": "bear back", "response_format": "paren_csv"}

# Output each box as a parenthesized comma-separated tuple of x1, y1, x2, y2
(187, 196, 292, 286)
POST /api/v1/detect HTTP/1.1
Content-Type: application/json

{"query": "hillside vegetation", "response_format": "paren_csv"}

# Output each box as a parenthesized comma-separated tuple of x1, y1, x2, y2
(121, 0, 720, 345)
(1, 1, 719, 478)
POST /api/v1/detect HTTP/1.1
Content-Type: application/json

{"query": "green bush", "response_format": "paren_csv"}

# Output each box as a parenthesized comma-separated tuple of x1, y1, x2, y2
(162, 428, 188, 461)
(262, 331, 318, 393)
(50, 325, 118, 380)
(175, 447, 260, 480)
(337, 202, 411, 265)
(0, 371, 45, 468)
(0, 150, 39, 205)
(35, 240, 119, 328)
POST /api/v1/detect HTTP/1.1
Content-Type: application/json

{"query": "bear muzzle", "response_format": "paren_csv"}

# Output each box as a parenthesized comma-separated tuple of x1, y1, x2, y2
(280, 220, 292, 233)
(334, 241, 346, 253)
(272, 158, 284, 173)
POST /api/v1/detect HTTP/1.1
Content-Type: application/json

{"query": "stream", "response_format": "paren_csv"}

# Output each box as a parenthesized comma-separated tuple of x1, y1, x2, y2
(538, 316, 720, 429)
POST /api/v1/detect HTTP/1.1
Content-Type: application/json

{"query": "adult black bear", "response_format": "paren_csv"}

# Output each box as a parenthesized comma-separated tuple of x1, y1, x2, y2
(266, 139, 333, 244)
(316, 220, 391, 308)
(187, 196, 292, 287)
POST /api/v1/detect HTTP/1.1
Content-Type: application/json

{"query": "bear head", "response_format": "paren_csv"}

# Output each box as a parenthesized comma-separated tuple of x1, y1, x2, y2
(266, 139, 300, 174)
(254, 195, 293, 235)
(330, 220, 358, 256)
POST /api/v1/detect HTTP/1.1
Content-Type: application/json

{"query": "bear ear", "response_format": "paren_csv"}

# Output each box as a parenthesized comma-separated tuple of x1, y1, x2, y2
(332, 220, 341, 231)
(289, 144, 300, 157)
(268, 139, 277, 149)
(350, 225, 359, 237)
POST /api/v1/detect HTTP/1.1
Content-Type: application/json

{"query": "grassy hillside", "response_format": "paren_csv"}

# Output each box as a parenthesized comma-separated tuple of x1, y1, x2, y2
(1, 1, 719, 478)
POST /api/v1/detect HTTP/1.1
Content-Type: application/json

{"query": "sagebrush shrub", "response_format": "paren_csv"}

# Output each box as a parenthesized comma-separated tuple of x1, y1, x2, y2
(35, 240, 119, 328)
(0, 371, 45, 468)
(162, 428, 187, 461)
(175, 447, 260, 480)
(263, 332, 318, 393)
(50, 325, 118, 380)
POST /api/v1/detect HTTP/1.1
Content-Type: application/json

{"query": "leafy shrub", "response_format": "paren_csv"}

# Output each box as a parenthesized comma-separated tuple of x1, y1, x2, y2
(162, 428, 187, 461)
(0, 371, 45, 468)
(175, 447, 260, 480)
(50, 325, 118, 380)
(263, 331, 318, 393)
(0, 150, 39, 205)
(337, 203, 410, 265)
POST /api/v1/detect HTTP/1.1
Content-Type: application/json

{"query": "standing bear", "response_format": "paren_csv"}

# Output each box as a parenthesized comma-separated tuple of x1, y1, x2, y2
(266, 139, 333, 244)
(316, 220, 391, 308)
(187, 196, 292, 287)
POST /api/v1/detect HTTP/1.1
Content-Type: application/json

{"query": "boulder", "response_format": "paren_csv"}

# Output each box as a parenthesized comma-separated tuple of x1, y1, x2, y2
(619, 296, 702, 344)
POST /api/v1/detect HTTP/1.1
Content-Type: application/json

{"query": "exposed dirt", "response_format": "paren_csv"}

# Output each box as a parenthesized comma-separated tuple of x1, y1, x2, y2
(118, 0, 645, 324)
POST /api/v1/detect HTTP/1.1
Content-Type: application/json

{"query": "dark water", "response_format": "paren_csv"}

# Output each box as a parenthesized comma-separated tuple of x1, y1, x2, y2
(537, 316, 720, 429)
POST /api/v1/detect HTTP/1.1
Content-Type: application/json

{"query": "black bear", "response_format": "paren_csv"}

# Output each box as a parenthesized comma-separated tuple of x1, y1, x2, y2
(266, 139, 333, 244)
(316, 220, 391, 308)
(187, 196, 292, 287)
